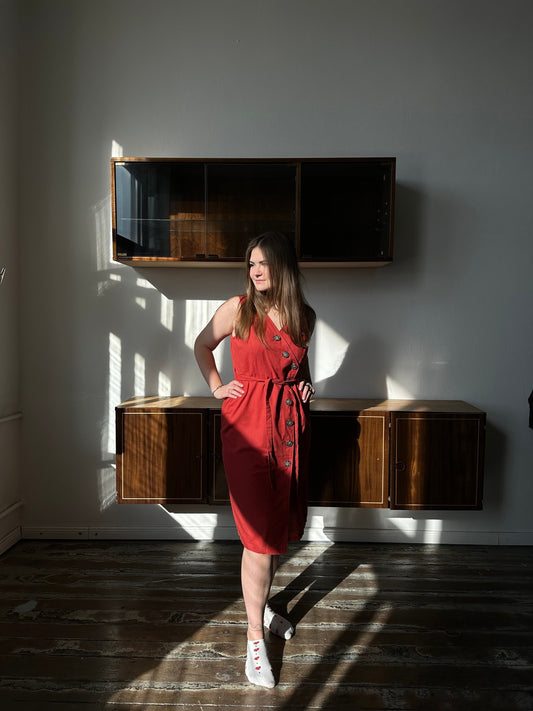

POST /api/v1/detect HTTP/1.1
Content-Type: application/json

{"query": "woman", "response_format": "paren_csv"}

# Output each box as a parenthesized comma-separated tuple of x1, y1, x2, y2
(194, 231, 315, 688)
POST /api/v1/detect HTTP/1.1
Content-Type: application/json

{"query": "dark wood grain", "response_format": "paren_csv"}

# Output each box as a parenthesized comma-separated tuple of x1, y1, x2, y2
(117, 410, 207, 504)
(118, 398, 486, 510)
(2, 541, 530, 710)
(308, 412, 389, 507)
(390, 413, 485, 509)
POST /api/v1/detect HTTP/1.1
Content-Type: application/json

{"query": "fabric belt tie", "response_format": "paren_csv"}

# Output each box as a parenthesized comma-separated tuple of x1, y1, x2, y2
(238, 376, 302, 490)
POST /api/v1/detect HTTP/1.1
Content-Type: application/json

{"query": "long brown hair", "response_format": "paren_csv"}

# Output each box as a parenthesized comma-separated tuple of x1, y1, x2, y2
(234, 232, 315, 347)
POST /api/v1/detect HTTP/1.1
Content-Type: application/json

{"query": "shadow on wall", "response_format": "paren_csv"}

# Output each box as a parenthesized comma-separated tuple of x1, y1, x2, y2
(392, 182, 425, 279)
(482, 419, 507, 513)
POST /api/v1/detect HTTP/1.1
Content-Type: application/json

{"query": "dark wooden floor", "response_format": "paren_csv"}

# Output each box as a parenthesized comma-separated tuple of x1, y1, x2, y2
(0, 540, 532, 710)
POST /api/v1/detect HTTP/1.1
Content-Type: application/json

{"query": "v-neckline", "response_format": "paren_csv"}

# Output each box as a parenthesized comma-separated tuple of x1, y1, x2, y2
(267, 312, 284, 333)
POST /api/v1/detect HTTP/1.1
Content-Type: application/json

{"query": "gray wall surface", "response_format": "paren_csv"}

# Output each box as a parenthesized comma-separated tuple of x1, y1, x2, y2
(0, 0, 22, 551)
(10, 0, 533, 544)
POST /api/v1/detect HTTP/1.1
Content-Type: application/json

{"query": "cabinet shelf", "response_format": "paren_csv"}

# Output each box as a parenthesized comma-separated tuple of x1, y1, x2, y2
(111, 158, 395, 267)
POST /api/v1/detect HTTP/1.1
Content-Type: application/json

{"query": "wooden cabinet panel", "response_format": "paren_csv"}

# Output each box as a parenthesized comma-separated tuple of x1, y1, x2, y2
(390, 413, 485, 510)
(205, 163, 297, 260)
(307, 412, 388, 507)
(299, 160, 394, 262)
(115, 398, 485, 510)
(111, 157, 395, 267)
(116, 409, 207, 503)
(209, 410, 388, 508)
(114, 161, 206, 260)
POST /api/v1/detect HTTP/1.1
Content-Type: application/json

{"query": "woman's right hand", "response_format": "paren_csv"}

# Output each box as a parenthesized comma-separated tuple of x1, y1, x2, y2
(213, 380, 245, 399)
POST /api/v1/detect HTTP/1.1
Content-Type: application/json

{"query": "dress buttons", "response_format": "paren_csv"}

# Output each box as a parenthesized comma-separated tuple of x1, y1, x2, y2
(284, 460, 291, 467)
(282, 351, 290, 358)
(286, 440, 294, 447)
(285, 398, 293, 406)
(291, 363, 298, 370)
(273, 334, 282, 341)
(286, 419, 294, 427)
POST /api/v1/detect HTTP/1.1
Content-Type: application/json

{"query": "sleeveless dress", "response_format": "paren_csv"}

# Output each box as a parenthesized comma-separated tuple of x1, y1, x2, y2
(221, 308, 311, 555)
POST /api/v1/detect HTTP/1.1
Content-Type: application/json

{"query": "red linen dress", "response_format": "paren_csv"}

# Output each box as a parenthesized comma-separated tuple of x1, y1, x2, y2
(221, 309, 311, 555)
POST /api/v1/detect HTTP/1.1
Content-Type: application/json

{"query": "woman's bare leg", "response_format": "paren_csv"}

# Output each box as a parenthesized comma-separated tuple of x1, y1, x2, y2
(241, 548, 274, 639)
(242, 549, 294, 643)
(241, 548, 276, 688)
(263, 553, 295, 639)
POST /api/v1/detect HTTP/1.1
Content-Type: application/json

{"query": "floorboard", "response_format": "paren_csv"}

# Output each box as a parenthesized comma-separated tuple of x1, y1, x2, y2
(0, 540, 532, 710)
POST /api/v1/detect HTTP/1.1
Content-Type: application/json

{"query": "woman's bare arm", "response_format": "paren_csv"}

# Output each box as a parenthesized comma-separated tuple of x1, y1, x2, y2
(194, 296, 244, 399)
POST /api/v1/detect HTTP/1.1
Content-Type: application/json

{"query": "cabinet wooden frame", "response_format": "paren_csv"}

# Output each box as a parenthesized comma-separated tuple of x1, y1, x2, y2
(111, 157, 395, 268)
(390, 412, 485, 510)
(116, 403, 208, 504)
(307, 411, 389, 507)
(116, 397, 485, 510)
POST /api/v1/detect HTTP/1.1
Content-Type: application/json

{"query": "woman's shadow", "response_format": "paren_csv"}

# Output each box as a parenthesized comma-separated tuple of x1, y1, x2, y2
(266, 541, 385, 707)
(261, 333, 392, 700)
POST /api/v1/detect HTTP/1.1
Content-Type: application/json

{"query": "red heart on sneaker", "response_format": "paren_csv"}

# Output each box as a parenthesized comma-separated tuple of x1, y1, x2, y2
(256, 666, 261, 670)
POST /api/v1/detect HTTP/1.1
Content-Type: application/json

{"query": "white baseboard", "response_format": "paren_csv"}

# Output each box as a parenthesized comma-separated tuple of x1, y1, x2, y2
(21, 525, 238, 541)
(498, 531, 533, 545)
(0, 500, 23, 555)
(323, 527, 504, 545)
(20, 524, 533, 546)
(0, 526, 21, 555)
(22, 527, 90, 540)
(89, 525, 240, 540)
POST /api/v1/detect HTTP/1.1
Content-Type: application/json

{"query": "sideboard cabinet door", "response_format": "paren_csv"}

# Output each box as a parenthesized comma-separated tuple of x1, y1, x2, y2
(308, 412, 389, 507)
(209, 410, 389, 508)
(390, 413, 485, 510)
(116, 409, 207, 503)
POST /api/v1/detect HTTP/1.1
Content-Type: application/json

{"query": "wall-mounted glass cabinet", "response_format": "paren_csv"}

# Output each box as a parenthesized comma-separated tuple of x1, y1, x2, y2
(111, 157, 395, 267)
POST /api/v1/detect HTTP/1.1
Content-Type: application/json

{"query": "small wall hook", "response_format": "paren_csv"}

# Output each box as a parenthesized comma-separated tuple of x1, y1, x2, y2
(0, 267, 5, 284)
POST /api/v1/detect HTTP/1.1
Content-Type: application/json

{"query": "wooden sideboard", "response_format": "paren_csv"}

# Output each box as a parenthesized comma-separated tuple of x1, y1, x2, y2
(116, 397, 485, 510)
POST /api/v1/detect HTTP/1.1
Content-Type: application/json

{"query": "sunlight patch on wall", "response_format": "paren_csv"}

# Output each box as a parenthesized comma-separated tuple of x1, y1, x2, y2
(93, 192, 122, 297)
(160, 294, 174, 331)
(385, 375, 415, 400)
(310, 319, 349, 384)
(111, 140, 124, 157)
(107, 333, 122, 453)
(389, 517, 443, 544)
(136, 278, 156, 290)
(185, 299, 227, 369)
(302, 514, 330, 542)
(184, 300, 224, 349)
(423, 519, 443, 544)
(159, 510, 220, 539)
(94, 195, 112, 275)
(135, 296, 146, 309)
(158, 371, 171, 397)
(134, 353, 146, 397)
(97, 467, 116, 511)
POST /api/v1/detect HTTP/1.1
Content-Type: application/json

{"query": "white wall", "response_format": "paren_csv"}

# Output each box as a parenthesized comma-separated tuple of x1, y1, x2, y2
(0, 0, 22, 553)
(17, 0, 533, 545)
